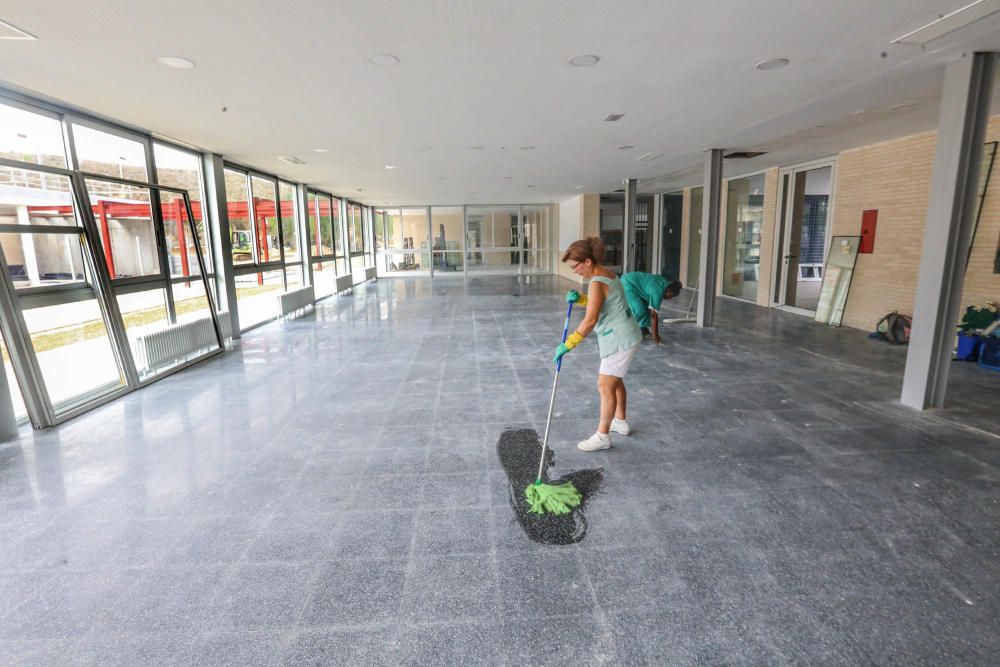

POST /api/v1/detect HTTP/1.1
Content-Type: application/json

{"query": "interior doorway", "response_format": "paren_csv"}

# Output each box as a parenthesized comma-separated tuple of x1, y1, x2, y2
(661, 192, 683, 280)
(772, 160, 836, 315)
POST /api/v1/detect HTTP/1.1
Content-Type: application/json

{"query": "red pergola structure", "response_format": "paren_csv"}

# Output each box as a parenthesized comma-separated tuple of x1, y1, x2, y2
(24, 197, 337, 280)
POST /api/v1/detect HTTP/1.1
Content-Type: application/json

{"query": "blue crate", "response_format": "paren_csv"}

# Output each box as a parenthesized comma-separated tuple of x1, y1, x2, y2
(979, 338, 1000, 372)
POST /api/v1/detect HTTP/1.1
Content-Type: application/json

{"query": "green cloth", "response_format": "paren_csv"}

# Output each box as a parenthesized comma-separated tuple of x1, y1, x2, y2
(621, 272, 668, 328)
(590, 276, 642, 357)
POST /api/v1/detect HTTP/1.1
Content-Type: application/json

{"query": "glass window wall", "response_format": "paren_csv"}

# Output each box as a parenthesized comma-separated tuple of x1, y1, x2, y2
(686, 187, 703, 287)
(432, 206, 464, 274)
(467, 205, 520, 274)
(72, 123, 148, 182)
(722, 174, 765, 302)
(380, 207, 430, 275)
(0, 101, 67, 168)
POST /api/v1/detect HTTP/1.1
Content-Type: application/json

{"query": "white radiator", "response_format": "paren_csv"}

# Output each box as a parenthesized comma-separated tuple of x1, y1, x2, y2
(133, 312, 228, 373)
(335, 274, 353, 293)
(277, 285, 314, 317)
(365, 267, 377, 281)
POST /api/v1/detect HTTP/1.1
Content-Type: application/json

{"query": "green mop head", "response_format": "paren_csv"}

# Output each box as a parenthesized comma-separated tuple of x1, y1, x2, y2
(525, 480, 582, 515)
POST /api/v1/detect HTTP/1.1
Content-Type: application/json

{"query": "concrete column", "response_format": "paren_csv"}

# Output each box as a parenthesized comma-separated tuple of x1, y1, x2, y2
(202, 153, 241, 338)
(622, 178, 637, 273)
(697, 149, 724, 327)
(901, 52, 996, 410)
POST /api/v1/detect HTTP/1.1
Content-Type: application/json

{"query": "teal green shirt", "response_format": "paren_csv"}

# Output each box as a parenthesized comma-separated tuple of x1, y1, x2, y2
(621, 272, 668, 328)
(590, 276, 642, 357)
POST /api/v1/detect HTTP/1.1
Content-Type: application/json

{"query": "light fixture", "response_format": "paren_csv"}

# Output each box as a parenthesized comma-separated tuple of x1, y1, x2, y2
(0, 20, 37, 40)
(417, 145, 434, 152)
(603, 113, 625, 122)
(470, 145, 485, 150)
(156, 56, 196, 70)
(503, 176, 513, 180)
(368, 54, 399, 65)
(892, 0, 1000, 45)
(519, 145, 535, 150)
(755, 58, 789, 71)
(617, 144, 635, 150)
(569, 54, 600, 67)
(278, 156, 306, 165)
(312, 148, 330, 153)
(384, 165, 395, 169)
(575, 185, 585, 190)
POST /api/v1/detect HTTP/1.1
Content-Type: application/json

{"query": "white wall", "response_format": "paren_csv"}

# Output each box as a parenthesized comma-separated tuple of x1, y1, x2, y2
(559, 195, 581, 251)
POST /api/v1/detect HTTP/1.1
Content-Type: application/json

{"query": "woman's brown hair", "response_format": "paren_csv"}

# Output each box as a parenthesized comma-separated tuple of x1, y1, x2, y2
(561, 236, 605, 264)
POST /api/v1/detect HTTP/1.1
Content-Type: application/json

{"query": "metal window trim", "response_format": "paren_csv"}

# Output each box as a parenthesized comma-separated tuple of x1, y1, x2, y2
(0, 156, 75, 176)
(232, 262, 284, 277)
(70, 171, 141, 388)
(0, 223, 81, 235)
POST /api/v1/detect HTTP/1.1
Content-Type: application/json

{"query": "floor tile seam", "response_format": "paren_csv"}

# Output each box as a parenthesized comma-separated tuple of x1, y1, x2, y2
(571, 539, 619, 658)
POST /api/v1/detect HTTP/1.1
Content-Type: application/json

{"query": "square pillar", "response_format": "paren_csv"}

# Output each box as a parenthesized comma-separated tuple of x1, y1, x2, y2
(697, 149, 724, 327)
(901, 52, 996, 410)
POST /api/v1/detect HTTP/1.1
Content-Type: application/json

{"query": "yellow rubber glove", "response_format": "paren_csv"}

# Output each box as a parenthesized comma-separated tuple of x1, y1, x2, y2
(553, 331, 585, 364)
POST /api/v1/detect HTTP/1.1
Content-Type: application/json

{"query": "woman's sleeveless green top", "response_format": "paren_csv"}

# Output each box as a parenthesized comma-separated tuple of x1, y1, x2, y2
(591, 276, 642, 357)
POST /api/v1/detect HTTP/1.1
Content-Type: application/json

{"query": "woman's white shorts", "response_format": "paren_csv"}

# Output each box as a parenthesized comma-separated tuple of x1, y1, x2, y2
(598, 344, 639, 378)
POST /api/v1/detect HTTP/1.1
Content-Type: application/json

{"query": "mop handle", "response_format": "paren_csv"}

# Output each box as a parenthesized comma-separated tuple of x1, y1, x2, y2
(535, 301, 574, 483)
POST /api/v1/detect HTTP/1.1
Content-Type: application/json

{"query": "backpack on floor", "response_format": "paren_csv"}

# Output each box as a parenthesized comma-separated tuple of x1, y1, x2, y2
(876, 311, 912, 345)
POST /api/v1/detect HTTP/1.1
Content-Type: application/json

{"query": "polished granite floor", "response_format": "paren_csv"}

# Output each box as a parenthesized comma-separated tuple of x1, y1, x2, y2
(1, 275, 999, 665)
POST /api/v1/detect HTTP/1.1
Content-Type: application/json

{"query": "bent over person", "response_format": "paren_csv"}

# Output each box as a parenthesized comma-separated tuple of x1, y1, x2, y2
(620, 272, 683, 344)
(555, 237, 642, 451)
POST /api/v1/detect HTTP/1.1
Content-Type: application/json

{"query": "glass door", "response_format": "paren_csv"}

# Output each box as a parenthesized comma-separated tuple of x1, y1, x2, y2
(381, 207, 430, 275)
(661, 193, 683, 280)
(431, 206, 464, 274)
(466, 205, 520, 274)
(773, 161, 835, 315)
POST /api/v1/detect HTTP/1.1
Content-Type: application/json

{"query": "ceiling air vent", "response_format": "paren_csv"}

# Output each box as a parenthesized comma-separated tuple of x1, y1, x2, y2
(278, 156, 306, 165)
(724, 151, 768, 159)
(603, 113, 625, 122)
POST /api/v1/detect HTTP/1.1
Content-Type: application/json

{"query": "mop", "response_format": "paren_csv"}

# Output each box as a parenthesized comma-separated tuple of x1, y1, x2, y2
(662, 279, 698, 325)
(524, 301, 583, 515)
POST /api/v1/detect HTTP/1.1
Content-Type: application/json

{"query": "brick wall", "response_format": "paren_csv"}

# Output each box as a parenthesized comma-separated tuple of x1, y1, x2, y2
(832, 115, 1000, 331)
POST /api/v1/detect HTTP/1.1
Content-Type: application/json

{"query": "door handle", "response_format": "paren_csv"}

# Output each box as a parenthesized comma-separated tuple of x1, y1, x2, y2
(784, 254, 797, 260)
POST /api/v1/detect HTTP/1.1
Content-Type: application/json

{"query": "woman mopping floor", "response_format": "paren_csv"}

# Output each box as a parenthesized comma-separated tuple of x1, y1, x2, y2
(555, 237, 643, 451)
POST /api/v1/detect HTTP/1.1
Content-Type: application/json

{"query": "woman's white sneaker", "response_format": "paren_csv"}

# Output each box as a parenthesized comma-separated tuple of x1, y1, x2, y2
(610, 418, 631, 436)
(577, 431, 612, 451)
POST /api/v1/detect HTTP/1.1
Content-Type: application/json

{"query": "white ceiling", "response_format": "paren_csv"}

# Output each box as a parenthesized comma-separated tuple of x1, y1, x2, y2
(1, 1, 999, 205)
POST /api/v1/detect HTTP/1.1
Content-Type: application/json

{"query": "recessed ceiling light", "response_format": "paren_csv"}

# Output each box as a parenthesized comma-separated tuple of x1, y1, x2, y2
(527, 184, 536, 188)
(384, 165, 395, 169)
(617, 144, 635, 150)
(0, 19, 36, 40)
(157, 56, 196, 70)
(520, 145, 535, 150)
(603, 113, 625, 122)
(569, 54, 600, 67)
(575, 185, 585, 190)
(755, 58, 789, 71)
(278, 155, 306, 165)
(368, 54, 399, 65)
(312, 148, 330, 153)
(503, 176, 513, 180)
(417, 145, 434, 152)
(470, 145, 485, 150)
